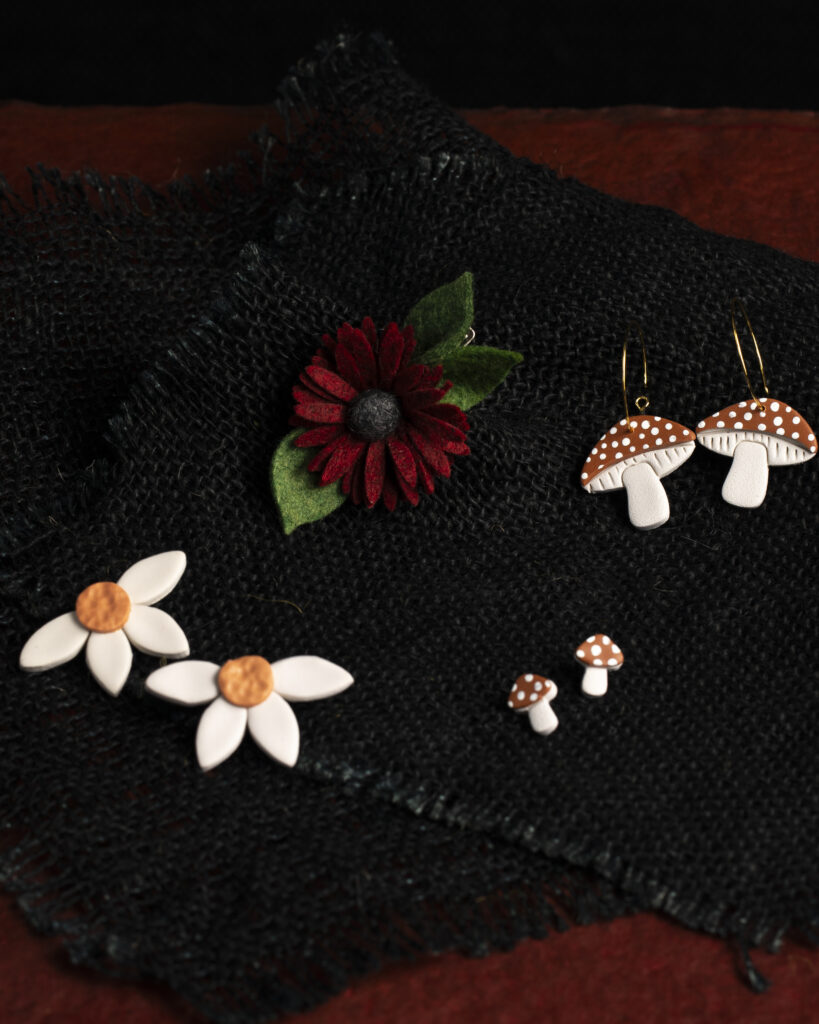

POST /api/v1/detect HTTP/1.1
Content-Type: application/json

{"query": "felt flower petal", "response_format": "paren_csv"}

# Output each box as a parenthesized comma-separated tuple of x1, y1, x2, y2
(116, 551, 187, 607)
(86, 629, 133, 696)
(294, 424, 345, 448)
(321, 435, 367, 485)
(272, 655, 355, 702)
(293, 402, 346, 424)
(145, 660, 221, 705)
(247, 692, 301, 767)
(338, 324, 377, 388)
(196, 698, 248, 771)
(365, 440, 386, 507)
(387, 436, 418, 488)
(305, 365, 359, 402)
(124, 605, 190, 658)
(19, 612, 89, 672)
(377, 322, 404, 387)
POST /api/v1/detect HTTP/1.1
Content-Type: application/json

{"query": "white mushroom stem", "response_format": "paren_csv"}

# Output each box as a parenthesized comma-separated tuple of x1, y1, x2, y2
(621, 461, 670, 530)
(722, 439, 770, 508)
(581, 666, 608, 697)
(529, 699, 558, 735)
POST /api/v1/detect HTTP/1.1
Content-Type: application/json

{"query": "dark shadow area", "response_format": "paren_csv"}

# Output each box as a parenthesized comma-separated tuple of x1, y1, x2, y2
(0, 2, 815, 109)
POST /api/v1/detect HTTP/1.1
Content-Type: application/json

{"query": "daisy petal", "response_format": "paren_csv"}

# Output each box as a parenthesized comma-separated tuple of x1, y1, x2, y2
(422, 401, 470, 432)
(196, 698, 248, 771)
(86, 629, 132, 696)
(365, 440, 386, 507)
(145, 660, 220, 705)
(393, 364, 427, 396)
(294, 425, 345, 448)
(293, 402, 346, 424)
(387, 437, 418, 488)
(124, 605, 190, 658)
(381, 476, 399, 511)
(305, 365, 359, 402)
(117, 551, 187, 606)
(338, 324, 377, 388)
(20, 612, 89, 672)
(247, 692, 300, 767)
(412, 410, 467, 444)
(407, 426, 452, 476)
(399, 325, 417, 367)
(378, 322, 404, 387)
(272, 655, 355, 702)
(401, 388, 449, 412)
(321, 435, 366, 485)
(395, 471, 420, 506)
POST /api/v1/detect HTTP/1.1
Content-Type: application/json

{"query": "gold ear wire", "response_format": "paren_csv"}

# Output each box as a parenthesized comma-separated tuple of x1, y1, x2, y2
(730, 298, 770, 408)
(622, 321, 650, 430)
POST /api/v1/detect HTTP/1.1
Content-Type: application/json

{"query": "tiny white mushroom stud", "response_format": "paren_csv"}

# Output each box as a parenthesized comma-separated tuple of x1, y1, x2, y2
(581, 325, 695, 529)
(575, 634, 623, 696)
(507, 674, 559, 734)
(696, 300, 816, 508)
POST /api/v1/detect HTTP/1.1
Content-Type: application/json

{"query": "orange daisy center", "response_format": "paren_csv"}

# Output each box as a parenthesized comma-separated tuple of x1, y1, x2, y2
(75, 581, 132, 633)
(218, 656, 274, 707)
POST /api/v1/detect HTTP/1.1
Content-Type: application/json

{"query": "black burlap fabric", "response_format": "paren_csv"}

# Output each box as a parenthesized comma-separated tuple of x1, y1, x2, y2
(3, 30, 819, 1023)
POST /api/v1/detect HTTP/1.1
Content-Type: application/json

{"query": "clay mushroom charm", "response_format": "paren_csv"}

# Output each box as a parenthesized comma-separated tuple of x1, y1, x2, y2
(581, 416, 696, 529)
(575, 634, 623, 696)
(507, 674, 559, 734)
(697, 399, 816, 507)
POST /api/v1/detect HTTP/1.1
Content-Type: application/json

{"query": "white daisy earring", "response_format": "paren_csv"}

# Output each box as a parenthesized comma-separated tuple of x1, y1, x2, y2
(19, 551, 190, 696)
(145, 654, 354, 770)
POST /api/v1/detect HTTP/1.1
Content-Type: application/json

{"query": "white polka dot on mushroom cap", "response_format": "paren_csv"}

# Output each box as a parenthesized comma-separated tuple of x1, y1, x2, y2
(608, 658, 618, 666)
(534, 681, 542, 691)
(641, 420, 650, 429)
(525, 674, 533, 682)
(591, 644, 602, 656)
(612, 644, 621, 654)
(777, 427, 785, 435)
(517, 691, 525, 700)
(697, 421, 706, 429)
(774, 416, 782, 425)
(716, 421, 724, 428)
(739, 401, 747, 407)
(665, 423, 672, 430)
(593, 658, 603, 666)
(530, 692, 538, 701)
(651, 426, 659, 435)
(743, 412, 752, 420)
(770, 401, 779, 410)
(602, 636, 611, 645)
(611, 440, 619, 448)
(794, 416, 801, 424)
(609, 426, 617, 434)
(576, 648, 584, 658)
(669, 435, 677, 442)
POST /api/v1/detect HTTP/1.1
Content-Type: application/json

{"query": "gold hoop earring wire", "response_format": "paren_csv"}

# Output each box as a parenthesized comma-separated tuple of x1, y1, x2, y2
(622, 322, 650, 430)
(730, 298, 770, 408)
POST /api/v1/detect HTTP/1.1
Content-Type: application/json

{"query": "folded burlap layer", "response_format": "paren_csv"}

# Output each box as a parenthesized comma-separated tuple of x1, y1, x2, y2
(2, 31, 818, 1024)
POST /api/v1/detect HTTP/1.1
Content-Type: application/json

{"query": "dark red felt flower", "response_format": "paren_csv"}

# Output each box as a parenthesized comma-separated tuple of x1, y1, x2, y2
(290, 318, 471, 510)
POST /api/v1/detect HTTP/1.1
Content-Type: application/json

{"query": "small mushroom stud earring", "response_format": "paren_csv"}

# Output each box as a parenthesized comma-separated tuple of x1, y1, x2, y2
(581, 323, 696, 529)
(575, 634, 623, 696)
(696, 299, 816, 508)
(507, 674, 559, 734)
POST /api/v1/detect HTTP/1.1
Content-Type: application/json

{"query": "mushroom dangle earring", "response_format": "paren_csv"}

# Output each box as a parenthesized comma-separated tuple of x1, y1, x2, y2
(581, 323, 696, 529)
(696, 299, 816, 508)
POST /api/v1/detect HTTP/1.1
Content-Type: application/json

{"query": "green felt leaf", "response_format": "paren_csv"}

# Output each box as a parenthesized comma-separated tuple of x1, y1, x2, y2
(440, 346, 524, 411)
(270, 430, 347, 535)
(406, 271, 474, 360)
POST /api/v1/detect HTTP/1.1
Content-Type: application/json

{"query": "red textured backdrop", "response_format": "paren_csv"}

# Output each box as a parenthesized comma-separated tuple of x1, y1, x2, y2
(2, 101, 819, 1024)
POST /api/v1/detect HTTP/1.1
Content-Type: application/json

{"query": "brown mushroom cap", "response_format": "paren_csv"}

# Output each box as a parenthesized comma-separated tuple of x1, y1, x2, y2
(507, 673, 555, 710)
(574, 634, 624, 669)
(581, 416, 696, 492)
(696, 398, 817, 465)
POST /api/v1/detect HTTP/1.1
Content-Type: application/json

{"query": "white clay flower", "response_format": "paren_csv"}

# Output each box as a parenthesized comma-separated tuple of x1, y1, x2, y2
(145, 654, 354, 770)
(20, 551, 190, 696)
